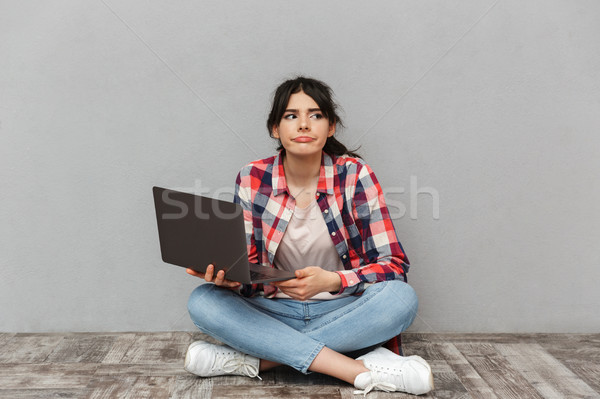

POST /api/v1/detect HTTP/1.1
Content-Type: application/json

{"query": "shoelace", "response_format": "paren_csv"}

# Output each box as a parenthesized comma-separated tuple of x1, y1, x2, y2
(218, 353, 262, 380)
(353, 381, 396, 396)
(353, 368, 405, 396)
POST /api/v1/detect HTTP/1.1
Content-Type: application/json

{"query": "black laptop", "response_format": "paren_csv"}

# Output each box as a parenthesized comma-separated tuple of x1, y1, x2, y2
(152, 186, 295, 284)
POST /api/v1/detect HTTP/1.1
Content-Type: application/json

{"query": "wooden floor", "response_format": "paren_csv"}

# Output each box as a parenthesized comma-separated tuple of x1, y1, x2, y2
(0, 332, 599, 398)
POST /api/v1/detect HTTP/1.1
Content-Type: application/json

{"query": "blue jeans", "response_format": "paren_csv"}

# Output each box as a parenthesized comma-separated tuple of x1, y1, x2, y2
(187, 280, 418, 374)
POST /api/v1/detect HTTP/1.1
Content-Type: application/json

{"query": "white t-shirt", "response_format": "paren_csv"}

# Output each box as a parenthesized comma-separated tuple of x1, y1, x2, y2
(273, 198, 348, 300)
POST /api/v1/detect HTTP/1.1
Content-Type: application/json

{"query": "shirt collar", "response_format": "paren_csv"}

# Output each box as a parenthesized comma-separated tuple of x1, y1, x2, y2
(272, 150, 335, 197)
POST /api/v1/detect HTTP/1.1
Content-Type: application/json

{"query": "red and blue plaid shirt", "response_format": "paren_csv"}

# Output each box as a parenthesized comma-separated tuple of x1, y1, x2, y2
(234, 150, 410, 295)
(233, 150, 410, 354)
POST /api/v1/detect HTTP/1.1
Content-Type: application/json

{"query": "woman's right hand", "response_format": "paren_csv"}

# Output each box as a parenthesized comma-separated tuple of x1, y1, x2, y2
(186, 264, 242, 289)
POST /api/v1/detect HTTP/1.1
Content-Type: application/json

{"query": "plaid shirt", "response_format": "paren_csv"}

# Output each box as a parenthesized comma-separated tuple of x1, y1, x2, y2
(233, 150, 410, 298)
(233, 150, 410, 355)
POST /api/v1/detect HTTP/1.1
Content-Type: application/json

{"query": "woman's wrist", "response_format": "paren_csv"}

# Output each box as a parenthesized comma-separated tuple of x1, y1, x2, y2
(328, 271, 342, 293)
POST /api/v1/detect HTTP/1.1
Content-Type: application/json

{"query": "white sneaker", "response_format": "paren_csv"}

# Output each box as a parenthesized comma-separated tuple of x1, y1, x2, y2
(184, 341, 261, 379)
(354, 347, 434, 396)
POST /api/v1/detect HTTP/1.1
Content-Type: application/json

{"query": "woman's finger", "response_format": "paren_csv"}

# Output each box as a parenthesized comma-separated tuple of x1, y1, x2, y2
(214, 269, 225, 286)
(186, 266, 241, 289)
(187, 264, 240, 288)
(217, 272, 238, 287)
(277, 285, 297, 296)
(221, 279, 241, 288)
(186, 268, 205, 278)
(209, 268, 239, 288)
(272, 278, 299, 288)
(205, 264, 214, 282)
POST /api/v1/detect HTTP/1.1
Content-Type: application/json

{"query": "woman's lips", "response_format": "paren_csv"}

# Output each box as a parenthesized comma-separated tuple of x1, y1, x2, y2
(292, 136, 315, 143)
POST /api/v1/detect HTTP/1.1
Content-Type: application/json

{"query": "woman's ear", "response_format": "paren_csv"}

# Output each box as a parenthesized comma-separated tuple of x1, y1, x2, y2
(328, 122, 336, 137)
(272, 126, 279, 139)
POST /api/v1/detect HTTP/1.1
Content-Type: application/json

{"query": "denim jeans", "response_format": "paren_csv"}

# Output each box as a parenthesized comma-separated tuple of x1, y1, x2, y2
(187, 280, 418, 374)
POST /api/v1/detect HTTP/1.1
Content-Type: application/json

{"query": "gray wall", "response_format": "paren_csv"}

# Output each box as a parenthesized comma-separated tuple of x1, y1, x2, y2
(1, 1, 599, 333)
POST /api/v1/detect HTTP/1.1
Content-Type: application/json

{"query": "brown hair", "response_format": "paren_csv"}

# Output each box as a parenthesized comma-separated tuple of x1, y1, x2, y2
(266, 76, 361, 158)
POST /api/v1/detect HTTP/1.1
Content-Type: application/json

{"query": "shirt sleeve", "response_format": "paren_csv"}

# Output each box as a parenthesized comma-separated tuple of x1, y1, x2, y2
(233, 167, 264, 297)
(334, 161, 410, 295)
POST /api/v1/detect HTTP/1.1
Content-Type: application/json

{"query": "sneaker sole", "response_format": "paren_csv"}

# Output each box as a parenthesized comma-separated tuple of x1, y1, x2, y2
(430, 369, 435, 390)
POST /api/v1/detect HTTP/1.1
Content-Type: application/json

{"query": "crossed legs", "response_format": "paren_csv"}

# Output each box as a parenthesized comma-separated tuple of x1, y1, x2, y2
(187, 280, 418, 381)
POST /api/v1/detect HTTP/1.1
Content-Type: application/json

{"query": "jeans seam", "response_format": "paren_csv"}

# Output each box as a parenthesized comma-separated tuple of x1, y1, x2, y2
(300, 342, 325, 374)
(301, 282, 387, 334)
(244, 298, 305, 320)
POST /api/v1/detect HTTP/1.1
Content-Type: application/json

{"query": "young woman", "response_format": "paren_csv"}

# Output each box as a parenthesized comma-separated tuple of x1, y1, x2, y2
(184, 77, 433, 396)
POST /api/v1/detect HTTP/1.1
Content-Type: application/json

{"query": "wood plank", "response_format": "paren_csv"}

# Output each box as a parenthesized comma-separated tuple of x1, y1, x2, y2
(539, 334, 600, 393)
(211, 373, 275, 387)
(427, 359, 470, 399)
(211, 384, 340, 398)
(101, 333, 137, 364)
(496, 343, 600, 399)
(538, 333, 600, 362)
(0, 334, 63, 363)
(404, 333, 600, 345)
(0, 333, 15, 345)
(170, 375, 213, 399)
(121, 333, 189, 364)
(530, 334, 600, 348)
(85, 376, 137, 399)
(0, 388, 91, 398)
(0, 332, 597, 399)
(404, 333, 528, 344)
(188, 332, 224, 345)
(454, 342, 544, 399)
(0, 363, 98, 389)
(436, 342, 497, 399)
(45, 334, 116, 363)
(87, 374, 181, 398)
(93, 363, 187, 377)
(399, 342, 470, 398)
(565, 361, 600, 396)
(402, 340, 447, 361)
(123, 376, 175, 399)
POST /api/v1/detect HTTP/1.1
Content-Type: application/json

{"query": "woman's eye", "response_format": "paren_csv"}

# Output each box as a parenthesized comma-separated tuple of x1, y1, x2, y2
(311, 113, 324, 119)
(283, 114, 296, 120)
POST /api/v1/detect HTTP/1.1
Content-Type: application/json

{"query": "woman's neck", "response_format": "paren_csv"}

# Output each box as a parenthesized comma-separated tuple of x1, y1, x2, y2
(282, 151, 322, 186)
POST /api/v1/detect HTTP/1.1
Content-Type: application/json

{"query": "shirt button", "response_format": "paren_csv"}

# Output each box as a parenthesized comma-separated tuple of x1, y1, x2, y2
(331, 232, 336, 236)
(324, 209, 329, 214)
(342, 254, 347, 259)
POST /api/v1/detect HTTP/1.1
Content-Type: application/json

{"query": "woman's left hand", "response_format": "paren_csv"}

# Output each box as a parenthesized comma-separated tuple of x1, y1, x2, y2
(271, 266, 342, 301)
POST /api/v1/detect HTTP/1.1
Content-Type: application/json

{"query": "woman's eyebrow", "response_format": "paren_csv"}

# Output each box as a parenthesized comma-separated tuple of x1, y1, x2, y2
(284, 108, 322, 113)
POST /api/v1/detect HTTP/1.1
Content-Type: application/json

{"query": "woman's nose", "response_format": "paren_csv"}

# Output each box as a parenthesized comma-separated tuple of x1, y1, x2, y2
(299, 116, 310, 131)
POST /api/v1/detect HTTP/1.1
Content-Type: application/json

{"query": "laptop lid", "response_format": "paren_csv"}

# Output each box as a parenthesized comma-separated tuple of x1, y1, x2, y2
(152, 186, 294, 284)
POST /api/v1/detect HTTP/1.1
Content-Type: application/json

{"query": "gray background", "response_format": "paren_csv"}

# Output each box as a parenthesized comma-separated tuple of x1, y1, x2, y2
(1, 1, 599, 333)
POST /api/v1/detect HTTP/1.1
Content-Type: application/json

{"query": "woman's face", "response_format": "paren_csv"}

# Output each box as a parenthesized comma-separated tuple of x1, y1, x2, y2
(272, 91, 335, 158)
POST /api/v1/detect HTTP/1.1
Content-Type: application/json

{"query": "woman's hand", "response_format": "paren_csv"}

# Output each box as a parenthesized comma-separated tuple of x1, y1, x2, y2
(271, 266, 342, 301)
(186, 264, 241, 290)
